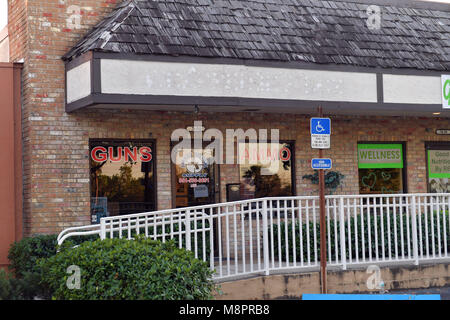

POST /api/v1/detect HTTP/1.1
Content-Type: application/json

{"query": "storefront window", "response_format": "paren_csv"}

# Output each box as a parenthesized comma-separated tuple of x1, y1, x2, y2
(427, 144, 450, 193)
(358, 143, 405, 194)
(239, 142, 294, 199)
(89, 140, 156, 222)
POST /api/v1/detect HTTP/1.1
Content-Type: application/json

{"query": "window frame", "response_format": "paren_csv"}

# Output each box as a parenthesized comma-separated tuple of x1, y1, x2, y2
(237, 139, 296, 198)
(425, 141, 450, 193)
(169, 139, 221, 208)
(357, 141, 407, 194)
(88, 138, 158, 215)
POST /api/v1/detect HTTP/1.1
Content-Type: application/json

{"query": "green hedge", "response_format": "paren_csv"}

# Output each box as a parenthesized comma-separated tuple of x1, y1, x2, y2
(6, 234, 99, 299)
(271, 210, 450, 262)
(8, 234, 99, 277)
(110, 220, 211, 262)
(8, 234, 58, 278)
(4, 229, 213, 300)
(6, 234, 59, 299)
(0, 269, 24, 300)
(39, 237, 216, 300)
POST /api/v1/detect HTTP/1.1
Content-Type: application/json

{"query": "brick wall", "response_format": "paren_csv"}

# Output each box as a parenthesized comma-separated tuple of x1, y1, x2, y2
(0, 26, 10, 62)
(8, 0, 119, 235)
(8, 0, 27, 63)
(8, 1, 450, 236)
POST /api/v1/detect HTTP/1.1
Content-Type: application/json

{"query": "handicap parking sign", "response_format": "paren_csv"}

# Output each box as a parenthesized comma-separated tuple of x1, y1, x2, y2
(310, 118, 331, 149)
(310, 118, 331, 135)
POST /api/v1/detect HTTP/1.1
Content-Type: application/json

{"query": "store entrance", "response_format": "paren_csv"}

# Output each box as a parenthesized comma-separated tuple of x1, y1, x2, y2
(172, 146, 219, 208)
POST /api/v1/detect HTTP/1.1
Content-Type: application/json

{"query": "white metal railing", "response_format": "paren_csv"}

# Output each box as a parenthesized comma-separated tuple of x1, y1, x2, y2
(57, 193, 450, 281)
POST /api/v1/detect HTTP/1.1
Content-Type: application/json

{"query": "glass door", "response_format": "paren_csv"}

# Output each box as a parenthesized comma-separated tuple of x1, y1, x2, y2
(173, 147, 219, 208)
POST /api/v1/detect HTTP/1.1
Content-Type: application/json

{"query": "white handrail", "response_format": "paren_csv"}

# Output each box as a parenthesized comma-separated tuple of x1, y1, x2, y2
(57, 224, 101, 245)
(57, 193, 450, 281)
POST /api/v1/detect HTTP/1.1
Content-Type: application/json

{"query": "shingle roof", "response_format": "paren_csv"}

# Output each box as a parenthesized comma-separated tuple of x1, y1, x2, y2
(63, 0, 450, 71)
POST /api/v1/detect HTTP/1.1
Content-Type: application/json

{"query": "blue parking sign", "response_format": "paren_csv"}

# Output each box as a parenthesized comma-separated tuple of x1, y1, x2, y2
(310, 118, 331, 135)
(311, 158, 332, 170)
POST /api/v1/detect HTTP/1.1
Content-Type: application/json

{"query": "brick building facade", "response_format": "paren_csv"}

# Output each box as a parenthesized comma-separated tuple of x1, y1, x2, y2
(5, 0, 450, 238)
(8, 0, 120, 235)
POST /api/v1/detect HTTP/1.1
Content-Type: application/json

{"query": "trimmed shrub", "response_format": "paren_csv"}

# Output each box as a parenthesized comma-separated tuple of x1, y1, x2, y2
(7, 234, 99, 299)
(39, 237, 216, 300)
(8, 234, 58, 278)
(0, 269, 20, 300)
(0, 269, 34, 300)
(7, 234, 59, 299)
(111, 220, 211, 262)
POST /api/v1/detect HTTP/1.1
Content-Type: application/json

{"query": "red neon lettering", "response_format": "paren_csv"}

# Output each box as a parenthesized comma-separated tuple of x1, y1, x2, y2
(91, 147, 107, 162)
(109, 147, 122, 162)
(140, 147, 152, 162)
(124, 147, 138, 162)
(280, 147, 291, 161)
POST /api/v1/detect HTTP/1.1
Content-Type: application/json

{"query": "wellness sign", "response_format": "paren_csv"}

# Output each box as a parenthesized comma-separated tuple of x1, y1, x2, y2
(358, 144, 403, 169)
(428, 150, 450, 179)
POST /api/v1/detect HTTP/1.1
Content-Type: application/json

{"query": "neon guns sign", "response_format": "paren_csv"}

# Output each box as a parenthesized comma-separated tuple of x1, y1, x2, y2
(91, 146, 152, 163)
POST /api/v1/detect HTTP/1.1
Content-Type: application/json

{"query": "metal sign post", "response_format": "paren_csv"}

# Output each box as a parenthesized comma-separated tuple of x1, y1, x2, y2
(318, 152, 327, 294)
(311, 106, 329, 294)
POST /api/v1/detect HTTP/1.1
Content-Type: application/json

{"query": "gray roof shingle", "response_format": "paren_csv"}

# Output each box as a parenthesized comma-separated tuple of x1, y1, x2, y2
(63, 0, 450, 71)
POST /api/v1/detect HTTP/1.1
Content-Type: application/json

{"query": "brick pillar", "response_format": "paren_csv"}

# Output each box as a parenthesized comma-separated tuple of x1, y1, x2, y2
(8, 0, 120, 235)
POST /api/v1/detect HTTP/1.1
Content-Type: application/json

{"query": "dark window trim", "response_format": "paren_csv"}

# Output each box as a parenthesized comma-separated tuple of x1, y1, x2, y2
(357, 141, 407, 194)
(425, 141, 450, 193)
(88, 138, 158, 215)
(169, 139, 221, 208)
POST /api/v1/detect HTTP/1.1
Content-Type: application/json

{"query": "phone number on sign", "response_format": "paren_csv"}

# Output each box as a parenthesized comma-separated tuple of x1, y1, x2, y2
(178, 178, 210, 184)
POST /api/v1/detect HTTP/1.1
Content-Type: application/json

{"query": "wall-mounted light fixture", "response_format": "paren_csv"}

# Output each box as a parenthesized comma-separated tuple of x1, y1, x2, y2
(194, 105, 200, 115)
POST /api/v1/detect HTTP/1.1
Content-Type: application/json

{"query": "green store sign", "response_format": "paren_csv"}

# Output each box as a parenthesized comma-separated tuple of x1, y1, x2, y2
(358, 144, 403, 169)
(443, 75, 450, 109)
(428, 150, 450, 179)
(444, 79, 450, 105)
